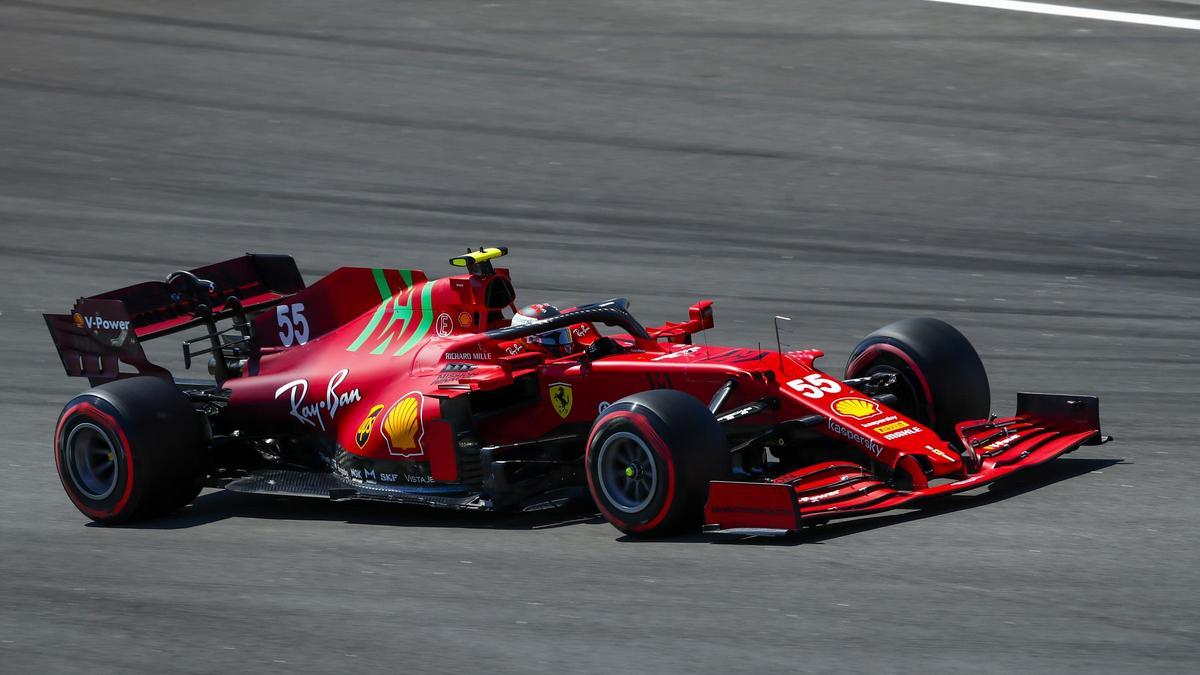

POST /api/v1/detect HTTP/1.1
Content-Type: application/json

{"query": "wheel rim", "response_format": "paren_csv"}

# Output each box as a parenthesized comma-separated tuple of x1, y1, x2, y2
(868, 363, 925, 422)
(596, 431, 658, 514)
(65, 422, 119, 500)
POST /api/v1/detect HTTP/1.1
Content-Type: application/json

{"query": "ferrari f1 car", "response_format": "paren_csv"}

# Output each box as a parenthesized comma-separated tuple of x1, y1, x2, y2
(45, 248, 1109, 536)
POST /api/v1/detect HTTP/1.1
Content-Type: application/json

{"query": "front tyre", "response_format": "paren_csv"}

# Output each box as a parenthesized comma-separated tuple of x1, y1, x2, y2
(55, 376, 206, 524)
(845, 317, 990, 440)
(585, 390, 729, 537)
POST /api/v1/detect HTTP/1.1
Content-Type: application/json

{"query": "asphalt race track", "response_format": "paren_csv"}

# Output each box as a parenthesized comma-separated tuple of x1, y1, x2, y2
(1, 1, 1198, 672)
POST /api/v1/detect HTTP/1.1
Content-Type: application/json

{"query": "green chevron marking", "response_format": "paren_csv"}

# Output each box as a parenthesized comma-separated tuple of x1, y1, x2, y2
(346, 269, 433, 356)
(392, 280, 435, 357)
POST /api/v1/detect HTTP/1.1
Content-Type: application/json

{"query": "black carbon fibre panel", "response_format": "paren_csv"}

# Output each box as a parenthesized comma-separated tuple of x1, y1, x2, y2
(223, 469, 486, 509)
(224, 469, 342, 497)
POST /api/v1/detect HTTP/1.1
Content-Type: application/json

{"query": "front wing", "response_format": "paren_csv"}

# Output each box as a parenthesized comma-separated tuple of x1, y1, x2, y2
(704, 392, 1109, 535)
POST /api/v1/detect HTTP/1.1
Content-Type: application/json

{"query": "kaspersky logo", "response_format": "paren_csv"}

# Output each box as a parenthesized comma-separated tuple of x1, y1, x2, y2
(346, 270, 435, 357)
(382, 392, 425, 458)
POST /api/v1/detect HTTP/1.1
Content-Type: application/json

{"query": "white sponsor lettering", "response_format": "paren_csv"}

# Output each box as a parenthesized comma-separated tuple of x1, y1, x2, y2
(884, 426, 922, 441)
(863, 415, 898, 428)
(435, 313, 454, 338)
(84, 315, 132, 331)
(797, 489, 845, 504)
(405, 474, 435, 484)
(273, 368, 361, 431)
(984, 433, 1022, 450)
(827, 418, 884, 457)
(445, 352, 493, 360)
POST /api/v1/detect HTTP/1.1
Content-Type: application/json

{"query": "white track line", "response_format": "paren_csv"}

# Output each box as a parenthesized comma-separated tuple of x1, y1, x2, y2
(923, 0, 1200, 30)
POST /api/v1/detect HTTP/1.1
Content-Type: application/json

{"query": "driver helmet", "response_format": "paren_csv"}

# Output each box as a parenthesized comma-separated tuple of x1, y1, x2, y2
(510, 303, 573, 356)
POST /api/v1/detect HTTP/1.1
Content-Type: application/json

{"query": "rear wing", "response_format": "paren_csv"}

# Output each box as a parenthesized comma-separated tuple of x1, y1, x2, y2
(44, 254, 304, 383)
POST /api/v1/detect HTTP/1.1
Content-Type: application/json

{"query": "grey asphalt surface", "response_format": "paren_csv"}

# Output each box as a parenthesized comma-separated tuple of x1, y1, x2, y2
(2, 0, 1199, 672)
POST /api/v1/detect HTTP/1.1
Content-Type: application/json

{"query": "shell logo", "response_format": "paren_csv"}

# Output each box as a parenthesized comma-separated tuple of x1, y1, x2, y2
(72, 313, 85, 329)
(382, 392, 425, 457)
(458, 311, 473, 328)
(832, 397, 881, 420)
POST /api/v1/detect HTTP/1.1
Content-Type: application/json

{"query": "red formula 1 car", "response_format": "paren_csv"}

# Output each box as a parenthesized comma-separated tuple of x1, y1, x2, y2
(45, 248, 1109, 536)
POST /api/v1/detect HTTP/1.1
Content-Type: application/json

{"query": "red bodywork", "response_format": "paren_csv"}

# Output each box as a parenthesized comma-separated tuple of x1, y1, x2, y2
(46, 252, 1105, 531)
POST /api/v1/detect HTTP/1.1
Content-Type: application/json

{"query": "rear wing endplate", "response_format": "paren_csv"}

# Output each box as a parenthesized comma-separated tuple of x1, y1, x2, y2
(44, 253, 304, 382)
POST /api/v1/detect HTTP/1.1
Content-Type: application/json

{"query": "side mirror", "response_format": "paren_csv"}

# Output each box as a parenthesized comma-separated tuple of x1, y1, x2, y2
(689, 300, 714, 330)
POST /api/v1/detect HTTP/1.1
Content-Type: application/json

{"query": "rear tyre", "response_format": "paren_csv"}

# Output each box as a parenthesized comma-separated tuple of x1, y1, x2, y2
(845, 317, 990, 441)
(585, 389, 729, 537)
(55, 376, 207, 524)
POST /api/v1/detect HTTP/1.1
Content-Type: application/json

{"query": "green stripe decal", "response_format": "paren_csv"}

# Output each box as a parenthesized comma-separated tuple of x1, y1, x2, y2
(372, 268, 392, 300)
(345, 269, 431, 356)
(347, 301, 387, 353)
(347, 268, 394, 353)
(369, 293, 411, 355)
(393, 281, 435, 357)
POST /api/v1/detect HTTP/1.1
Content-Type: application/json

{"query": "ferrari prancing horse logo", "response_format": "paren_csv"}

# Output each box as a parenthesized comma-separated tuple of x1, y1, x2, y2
(549, 382, 573, 419)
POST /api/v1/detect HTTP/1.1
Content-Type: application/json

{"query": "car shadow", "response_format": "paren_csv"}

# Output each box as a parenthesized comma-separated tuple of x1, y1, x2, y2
(94, 456, 1123, 539)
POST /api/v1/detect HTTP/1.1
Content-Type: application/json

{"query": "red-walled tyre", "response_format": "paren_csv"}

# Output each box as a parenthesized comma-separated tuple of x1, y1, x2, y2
(845, 317, 990, 441)
(55, 376, 206, 524)
(585, 390, 729, 537)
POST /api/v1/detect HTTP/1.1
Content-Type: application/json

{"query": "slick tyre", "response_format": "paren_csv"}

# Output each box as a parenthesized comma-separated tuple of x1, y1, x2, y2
(585, 389, 729, 537)
(55, 376, 206, 524)
(845, 317, 990, 441)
